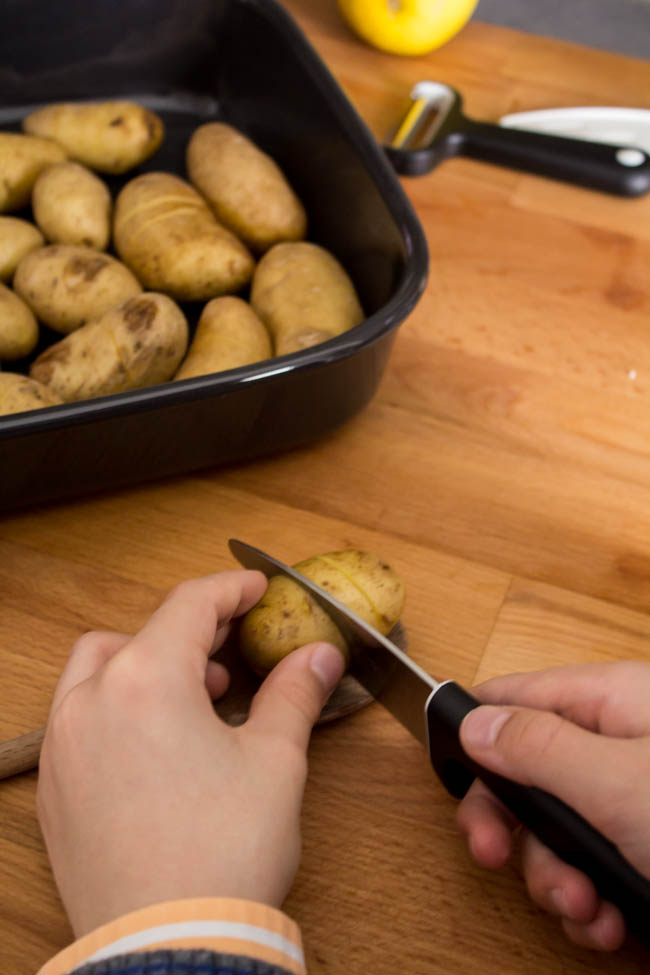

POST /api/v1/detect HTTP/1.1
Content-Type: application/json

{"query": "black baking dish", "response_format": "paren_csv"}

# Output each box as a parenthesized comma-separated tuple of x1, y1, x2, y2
(0, 0, 428, 511)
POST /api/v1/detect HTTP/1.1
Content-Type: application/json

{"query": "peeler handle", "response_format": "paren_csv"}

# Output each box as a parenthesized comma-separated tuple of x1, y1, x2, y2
(461, 120, 650, 197)
(426, 681, 650, 944)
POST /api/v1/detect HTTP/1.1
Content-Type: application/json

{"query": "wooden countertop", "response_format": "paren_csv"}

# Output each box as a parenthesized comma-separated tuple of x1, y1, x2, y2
(2, 4, 650, 972)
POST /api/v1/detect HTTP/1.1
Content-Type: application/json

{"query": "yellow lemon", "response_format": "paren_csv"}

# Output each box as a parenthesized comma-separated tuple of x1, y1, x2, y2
(337, 0, 479, 56)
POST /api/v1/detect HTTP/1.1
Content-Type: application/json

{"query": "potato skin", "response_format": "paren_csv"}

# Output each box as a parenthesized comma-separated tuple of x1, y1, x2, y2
(186, 122, 307, 253)
(32, 162, 111, 249)
(174, 296, 272, 380)
(250, 242, 364, 356)
(239, 575, 347, 676)
(238, 549, 405, 675)
(23, 101, 163, 175)
(29, 292, 188, 402)
(0, 371, 62, 415)
(0, 133, 67, 212)
(114, 173, 255, 302)
(0, 282, 39, 360)
(0, 217, 44, 281)
(14, 244, 142, 334)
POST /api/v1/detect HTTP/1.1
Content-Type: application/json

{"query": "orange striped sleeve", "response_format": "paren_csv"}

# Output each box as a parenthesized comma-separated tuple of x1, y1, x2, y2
(37, 898, 305, 975)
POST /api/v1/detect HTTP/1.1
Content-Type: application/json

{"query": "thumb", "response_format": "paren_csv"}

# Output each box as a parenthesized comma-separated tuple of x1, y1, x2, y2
(459, 704, 637, 828)
(247, 642, 346, 752)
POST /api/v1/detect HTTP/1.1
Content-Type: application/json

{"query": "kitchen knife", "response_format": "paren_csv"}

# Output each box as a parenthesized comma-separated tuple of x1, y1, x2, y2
(229, 538, 650, 943)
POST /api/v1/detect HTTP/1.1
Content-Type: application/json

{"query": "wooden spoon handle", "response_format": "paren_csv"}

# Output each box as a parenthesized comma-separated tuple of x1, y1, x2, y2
(0, 727, 45, 779)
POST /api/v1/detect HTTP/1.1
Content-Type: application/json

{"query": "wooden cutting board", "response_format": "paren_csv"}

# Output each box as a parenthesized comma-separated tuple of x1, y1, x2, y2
(2, 4, 650, 974)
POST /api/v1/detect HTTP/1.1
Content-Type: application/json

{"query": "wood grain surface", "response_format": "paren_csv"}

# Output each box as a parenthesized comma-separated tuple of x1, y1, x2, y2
(2, 4, 650, 972)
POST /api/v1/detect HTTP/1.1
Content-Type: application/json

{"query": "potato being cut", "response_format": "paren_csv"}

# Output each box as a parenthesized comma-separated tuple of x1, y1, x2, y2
(23, 100, 163, 174)
(238, 549, 405, 675)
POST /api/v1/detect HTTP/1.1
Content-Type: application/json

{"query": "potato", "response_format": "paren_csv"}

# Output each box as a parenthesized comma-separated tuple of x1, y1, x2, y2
(174, 297, 272, 380)
(250, 242, 364, 356)
(186, 122, 307, 253)
(0, 283, 39, 360)
(32, 162, 111, 249)
(0, 217, 44, 281)
(14, 244, 142, 334)
(29, 292, 188, 402)
(0, 371, 62, 415)
(23, 101, 163, 175)
(0, 133, 67, 212)
(239, 549, 405, 675)
(114, 173, 255, 302)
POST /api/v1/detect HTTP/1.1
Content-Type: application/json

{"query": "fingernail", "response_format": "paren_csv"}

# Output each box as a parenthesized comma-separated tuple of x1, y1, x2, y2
(310, 643, 346, 694)
(461, 706, 511, 749)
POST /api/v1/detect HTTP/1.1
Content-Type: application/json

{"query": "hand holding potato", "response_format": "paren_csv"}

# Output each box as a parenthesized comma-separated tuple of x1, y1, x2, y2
(239, 549, 405, 674)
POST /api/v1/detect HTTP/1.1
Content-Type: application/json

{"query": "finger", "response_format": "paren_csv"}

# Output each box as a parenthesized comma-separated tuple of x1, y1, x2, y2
(521, 831, 599, 924)
(472, 662, 650, 736)
(562, 900, 626, 951)
(205, 660, 230, 700)
(247, 643, 345, 753)
(456, 779, 517, 869)
(51, 631, 131, 713)
(210, 621, 232, 655)
(459, 704, 640, 830)
(129, 571, 267, 678)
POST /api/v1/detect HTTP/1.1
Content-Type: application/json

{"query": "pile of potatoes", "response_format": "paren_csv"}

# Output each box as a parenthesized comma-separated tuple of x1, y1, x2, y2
(0, 100, 365, 416)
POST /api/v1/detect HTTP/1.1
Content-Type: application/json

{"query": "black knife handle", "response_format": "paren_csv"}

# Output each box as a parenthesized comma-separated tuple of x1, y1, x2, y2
(461, 122, 650, 197)
(426, 681, 650, 943)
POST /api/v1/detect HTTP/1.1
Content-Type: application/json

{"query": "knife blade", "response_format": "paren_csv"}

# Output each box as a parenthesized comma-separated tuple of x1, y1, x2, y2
(229, 539, 650, 943)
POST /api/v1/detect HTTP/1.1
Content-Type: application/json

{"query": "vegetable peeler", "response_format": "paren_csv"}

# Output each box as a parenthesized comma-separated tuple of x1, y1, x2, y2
(385, 80, 650, 197)
(230, 538, 650, 944)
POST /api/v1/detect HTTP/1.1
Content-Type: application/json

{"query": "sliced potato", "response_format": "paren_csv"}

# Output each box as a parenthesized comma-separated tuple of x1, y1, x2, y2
(0, 217, 44, 281)
(14, 244, 142, 334)
(0, 133, 67, 212)
(250, 241, 364, 356)
(29, 292, 188, 402)
(238, 549, 405, 674)
(114, 172, 255, 301)
(32, 162, 112, 249)
(23, 101, 163, 174)
(0, 371, 62, 415)
(187, 122, 307, 253)
(174, 296, 272, 380)
(0, 282, 39, 360)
